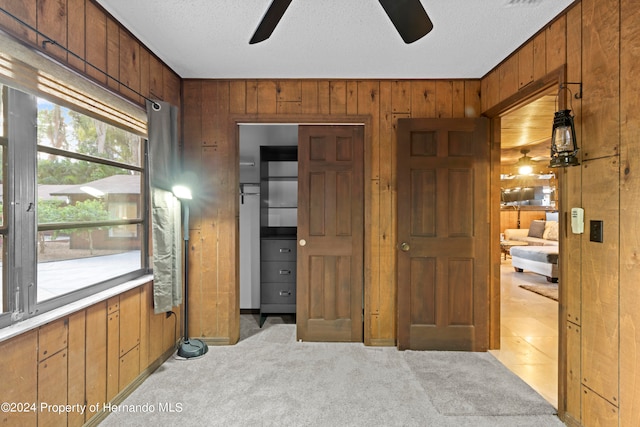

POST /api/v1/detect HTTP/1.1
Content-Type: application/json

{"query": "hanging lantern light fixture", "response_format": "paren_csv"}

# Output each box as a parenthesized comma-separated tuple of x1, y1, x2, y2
(549, 83, 581, 168)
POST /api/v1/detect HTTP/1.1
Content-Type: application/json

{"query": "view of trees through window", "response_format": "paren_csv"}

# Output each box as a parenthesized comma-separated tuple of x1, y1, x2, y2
(35, 98, 144, 302)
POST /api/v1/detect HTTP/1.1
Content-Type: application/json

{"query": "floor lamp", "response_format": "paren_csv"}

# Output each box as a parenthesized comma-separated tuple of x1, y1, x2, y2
(173, 184, 209, 358)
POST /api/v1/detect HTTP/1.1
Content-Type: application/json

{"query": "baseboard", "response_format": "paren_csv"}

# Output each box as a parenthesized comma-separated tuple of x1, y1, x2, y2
(368, 338, 396, 346)
(84, 345, 178, 426)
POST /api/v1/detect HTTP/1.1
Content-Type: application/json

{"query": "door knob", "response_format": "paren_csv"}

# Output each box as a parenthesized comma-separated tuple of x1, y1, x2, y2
(400, 242, 410, 252)
(299, 239, 306, 247)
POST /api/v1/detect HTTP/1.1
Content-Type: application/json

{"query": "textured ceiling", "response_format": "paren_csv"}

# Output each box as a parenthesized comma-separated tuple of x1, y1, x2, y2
(96, 0, 574, 79)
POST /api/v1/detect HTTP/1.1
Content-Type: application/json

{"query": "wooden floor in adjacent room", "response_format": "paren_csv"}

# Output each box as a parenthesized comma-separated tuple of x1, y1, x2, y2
(490, 259, 559, 409)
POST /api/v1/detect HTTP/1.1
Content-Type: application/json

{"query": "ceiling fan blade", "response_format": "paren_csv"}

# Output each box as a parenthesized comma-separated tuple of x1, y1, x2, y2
(378, 0, 433, 44)
(249, 0, 293, 44)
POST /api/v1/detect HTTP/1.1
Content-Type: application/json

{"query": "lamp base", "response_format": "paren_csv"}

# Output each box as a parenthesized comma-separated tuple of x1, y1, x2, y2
(550, 155, 580, 168)
(177, 338, 209, 359)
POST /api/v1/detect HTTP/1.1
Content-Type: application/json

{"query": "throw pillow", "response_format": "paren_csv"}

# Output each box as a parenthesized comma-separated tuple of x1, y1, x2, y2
(544, 220, 559, 241)
(528, 220, 546, 238)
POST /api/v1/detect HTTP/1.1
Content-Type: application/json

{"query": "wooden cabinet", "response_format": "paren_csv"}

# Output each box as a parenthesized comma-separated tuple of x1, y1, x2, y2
(260, 146, 298, 325)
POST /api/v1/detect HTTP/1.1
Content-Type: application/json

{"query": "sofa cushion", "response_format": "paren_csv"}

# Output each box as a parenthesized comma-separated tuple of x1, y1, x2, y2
(528, 220, 546, 238)
(543, 220, 559, 241)
(510, 245, 559, 264)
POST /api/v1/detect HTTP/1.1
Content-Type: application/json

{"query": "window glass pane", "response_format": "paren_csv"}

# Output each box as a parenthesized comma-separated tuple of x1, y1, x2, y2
(37, 154, 141, 225)
(37, 225, 143, 302)
(37, 98, 142, 167)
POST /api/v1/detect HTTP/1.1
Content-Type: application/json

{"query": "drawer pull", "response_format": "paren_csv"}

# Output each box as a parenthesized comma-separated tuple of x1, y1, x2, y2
(279, 290, 291, 296)
(279, 248, 291, 253)
(279, 269, 291, 275)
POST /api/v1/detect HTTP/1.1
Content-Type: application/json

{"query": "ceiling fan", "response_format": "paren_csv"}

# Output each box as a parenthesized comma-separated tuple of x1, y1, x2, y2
(249, 0, 434, 45)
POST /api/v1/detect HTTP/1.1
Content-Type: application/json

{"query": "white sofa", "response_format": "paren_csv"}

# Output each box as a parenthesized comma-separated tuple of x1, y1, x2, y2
(504, 220, 559, 283)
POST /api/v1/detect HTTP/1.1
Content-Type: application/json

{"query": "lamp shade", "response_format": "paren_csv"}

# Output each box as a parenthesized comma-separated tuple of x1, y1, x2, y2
(550, 109, 579, 168)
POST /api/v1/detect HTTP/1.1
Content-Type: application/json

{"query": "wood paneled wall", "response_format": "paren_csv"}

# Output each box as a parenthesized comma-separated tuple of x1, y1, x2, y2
(0, 282, 179, 426)
(481, 1, 640, 425)
(0, 1, 183, 426)
(0, 0, 181, 107)
(181, 79, 482, 345)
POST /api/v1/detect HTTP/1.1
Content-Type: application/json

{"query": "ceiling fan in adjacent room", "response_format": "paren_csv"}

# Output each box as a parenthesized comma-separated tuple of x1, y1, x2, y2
(249, 0, 434, 44)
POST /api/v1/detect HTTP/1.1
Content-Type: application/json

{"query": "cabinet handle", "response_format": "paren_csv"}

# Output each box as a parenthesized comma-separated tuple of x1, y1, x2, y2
(279, 290, 291, 296)
(279, 269, 291, 275)
(279, 248, 291, 253)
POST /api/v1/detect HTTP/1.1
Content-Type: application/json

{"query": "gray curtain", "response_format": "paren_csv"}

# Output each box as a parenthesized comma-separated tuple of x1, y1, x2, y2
(147, 100, 183, 313)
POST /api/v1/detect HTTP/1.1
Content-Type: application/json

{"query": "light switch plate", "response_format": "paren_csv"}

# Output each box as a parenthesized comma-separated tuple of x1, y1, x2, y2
(590, 220, 603, 243)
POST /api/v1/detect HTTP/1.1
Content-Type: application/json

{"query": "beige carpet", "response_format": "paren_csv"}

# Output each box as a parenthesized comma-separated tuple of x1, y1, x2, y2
(101, 316, 562, 427)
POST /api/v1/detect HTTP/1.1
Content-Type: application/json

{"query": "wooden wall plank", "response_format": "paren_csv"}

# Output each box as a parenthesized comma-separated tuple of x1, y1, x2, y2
(139, 48, 150, 100)
(119, 287, 141, 357)
(119, 345, 140, 391)
(378, 82, 394, 340)
(318, 81, 331, 115)
(582, 386, 619, 425)
(435, 80, 453, 118)
(229, 80, 247, 114)
(118, 30, 141, 103)
(391, 80, 410, 113)
(0, 0, 37, 43)
(464, 80, 481, 118)
(499, 55, 518, 102)
(38, 317, 68, 361)
(452, 81, 465, 117)
(346, 81, 358, 115)
(581, 0, 619, 160)
(518, 41, 534, 90)
(301, 80, 319, 114)
(532, 32, 547, 81)
(106, 17, 119, 91)
(277, 80, 301, 102)
(149, 54, 164, 99)
(106, 308, 120, 401)
(581, 157, 619, 406)
(620, 0, 640, 424)
(0, 330, 37, 426)
(546, 16, 567, 73)
(163, 67, 181, 105)
(67, 0, 86, 72)
(410, 80, 435, 118)
(85, 1, 107, 84)
(330, 80, 347, 115)
(85, 302, 107, 419)
(566, 322, 582, 419)
(67, 311, 86, 427)
(37, 0, 68, 61)
(257, 80, 277, 114)
(481, 69, 499, 113)
(38, 349, 68, 426)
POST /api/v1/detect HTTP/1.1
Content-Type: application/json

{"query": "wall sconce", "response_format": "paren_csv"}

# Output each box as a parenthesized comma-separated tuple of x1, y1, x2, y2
(517, 149, 533, 175)
(549, 83, 581, 168)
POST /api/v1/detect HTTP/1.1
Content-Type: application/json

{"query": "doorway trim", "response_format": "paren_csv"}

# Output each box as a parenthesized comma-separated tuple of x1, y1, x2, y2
(483, 65, 568, 417)
(229, 114, 373, 344)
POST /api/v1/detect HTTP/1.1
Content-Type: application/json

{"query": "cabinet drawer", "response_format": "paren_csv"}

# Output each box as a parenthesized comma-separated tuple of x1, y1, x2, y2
(261, 239, 297, 261)
(261, 261, 296, 282)
(261, 282, 296, 304)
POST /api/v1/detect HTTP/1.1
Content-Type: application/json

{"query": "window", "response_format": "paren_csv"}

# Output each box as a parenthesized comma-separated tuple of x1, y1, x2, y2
(0, 85, 147, 326)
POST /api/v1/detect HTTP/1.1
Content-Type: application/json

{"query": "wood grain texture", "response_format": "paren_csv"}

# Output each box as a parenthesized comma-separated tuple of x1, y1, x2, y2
(106, 309, 120, 401)
(38, 349, 68, 426)
(581, 0, 619, 160)
(582, 386, 619, 425)
(119, 287, 141, 356)
(546, 15, 567, 73)
(566, 322, 582, 422)
(67, 311, 86, 427)
(38, 317, 68, 361)
(0, 330, 37, 426)
(581, 157, 619, 406)
(619, 0, 640, 424)
(37, 0, 68, 61)
(518, 41, 534, 90)
(85, 302, 107, 419)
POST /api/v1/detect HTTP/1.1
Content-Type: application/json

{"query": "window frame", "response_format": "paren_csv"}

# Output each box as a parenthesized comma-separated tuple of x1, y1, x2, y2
(0, 85, 150, 327)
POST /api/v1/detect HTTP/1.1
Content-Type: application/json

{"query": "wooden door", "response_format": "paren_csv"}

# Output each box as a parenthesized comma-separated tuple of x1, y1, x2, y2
(296, 125, 364, 342)
(397, 118, 490, 351)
